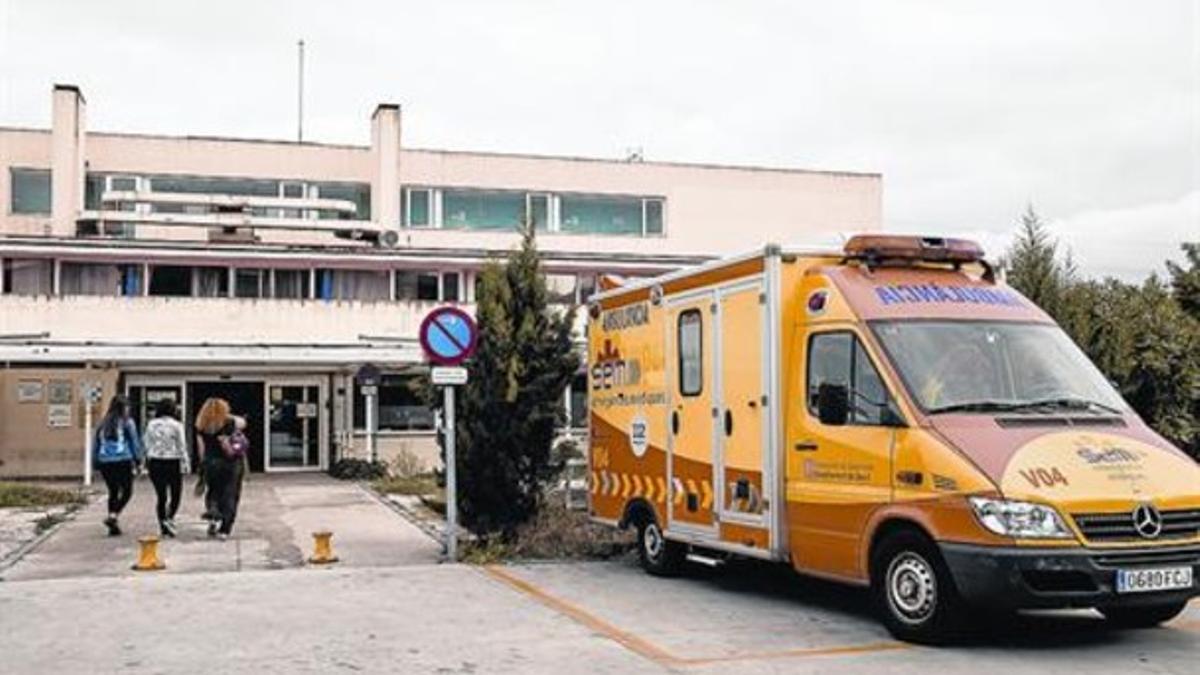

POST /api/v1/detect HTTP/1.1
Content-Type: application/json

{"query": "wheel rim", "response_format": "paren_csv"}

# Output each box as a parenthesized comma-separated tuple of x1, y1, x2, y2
(886, 551, 937, 625)
(642, 522, 663, 562)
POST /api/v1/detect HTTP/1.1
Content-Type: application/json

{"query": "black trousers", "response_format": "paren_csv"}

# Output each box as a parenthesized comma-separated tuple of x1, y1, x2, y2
(147, 458, 183, 524)
(98, 461, 134, 515)
(204, 458, 238, 535)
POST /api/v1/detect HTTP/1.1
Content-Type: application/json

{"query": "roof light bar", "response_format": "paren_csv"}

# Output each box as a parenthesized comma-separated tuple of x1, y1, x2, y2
(843, 235, 986, 265)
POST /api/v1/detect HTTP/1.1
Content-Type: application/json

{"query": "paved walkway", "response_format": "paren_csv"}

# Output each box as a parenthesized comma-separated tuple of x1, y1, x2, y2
(0, 473, 440, 581)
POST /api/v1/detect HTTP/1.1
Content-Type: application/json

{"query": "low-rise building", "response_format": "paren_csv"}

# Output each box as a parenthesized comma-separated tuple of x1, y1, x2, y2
(0, 84, 881, 477)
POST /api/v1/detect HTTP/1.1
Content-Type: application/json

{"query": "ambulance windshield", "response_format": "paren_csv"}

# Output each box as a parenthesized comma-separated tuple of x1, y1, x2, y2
(871, 321, 1126, 415)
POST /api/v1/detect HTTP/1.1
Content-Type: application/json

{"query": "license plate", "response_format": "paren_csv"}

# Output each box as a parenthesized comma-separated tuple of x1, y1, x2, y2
(1115, 567, 1194, 594)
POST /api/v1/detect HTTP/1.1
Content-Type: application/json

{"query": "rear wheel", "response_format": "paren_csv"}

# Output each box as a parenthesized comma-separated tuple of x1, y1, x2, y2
(871, 530, 967, 645)
(636, 516, 684, 577)
(1100, 601, 1188, 628)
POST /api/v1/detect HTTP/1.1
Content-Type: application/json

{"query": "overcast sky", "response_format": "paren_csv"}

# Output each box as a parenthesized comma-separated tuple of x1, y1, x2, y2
(1, 1, 1196, 280)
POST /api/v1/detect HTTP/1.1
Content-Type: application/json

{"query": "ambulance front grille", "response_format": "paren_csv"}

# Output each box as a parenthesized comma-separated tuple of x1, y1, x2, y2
(1073, 509, 1200, 542)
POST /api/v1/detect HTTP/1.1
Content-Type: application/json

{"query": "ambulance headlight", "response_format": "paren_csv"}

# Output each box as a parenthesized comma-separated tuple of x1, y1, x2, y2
(968, 497, 1073, 539)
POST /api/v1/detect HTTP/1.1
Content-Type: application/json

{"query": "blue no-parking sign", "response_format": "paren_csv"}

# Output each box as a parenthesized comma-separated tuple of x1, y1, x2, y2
(419, 306, 478, 367)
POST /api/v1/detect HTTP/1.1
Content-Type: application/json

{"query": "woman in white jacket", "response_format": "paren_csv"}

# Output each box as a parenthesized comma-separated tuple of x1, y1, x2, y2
(143, 398, 190, 538)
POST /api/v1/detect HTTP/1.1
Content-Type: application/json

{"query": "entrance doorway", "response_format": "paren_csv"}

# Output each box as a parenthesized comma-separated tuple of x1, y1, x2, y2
(267, 383, 322, 470)
(188, 381, 267, 472)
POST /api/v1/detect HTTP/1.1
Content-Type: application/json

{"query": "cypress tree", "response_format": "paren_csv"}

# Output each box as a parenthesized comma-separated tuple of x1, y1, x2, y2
(454, 223, 579, 540)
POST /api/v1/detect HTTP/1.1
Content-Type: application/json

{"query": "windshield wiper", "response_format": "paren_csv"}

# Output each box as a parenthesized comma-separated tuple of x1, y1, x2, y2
(927, 400, 1028, 415)
(1015, 397, 1124, 415)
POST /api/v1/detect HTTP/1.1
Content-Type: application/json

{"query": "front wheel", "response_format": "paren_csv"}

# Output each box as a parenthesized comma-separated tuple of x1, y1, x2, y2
(1100, 601, 1188, 628)
(636, 517, 684, 577)
(871, 530, 967, 645)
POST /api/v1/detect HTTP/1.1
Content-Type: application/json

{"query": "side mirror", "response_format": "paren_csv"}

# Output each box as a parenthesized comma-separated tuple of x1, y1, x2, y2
(816, 382, 850, 426)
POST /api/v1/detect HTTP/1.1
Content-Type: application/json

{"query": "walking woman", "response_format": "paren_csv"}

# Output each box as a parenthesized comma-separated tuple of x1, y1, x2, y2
(144, 399, 189, 538)
(93, 394, 142, 536)
(194, 397, 238, 540)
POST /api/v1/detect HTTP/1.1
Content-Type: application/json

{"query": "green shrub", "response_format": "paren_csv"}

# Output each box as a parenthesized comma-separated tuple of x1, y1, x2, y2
(329, 458, 388, 480)
(0, 482, 85, 508)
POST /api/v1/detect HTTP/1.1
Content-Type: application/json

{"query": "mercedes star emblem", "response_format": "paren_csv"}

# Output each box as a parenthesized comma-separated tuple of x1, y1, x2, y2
(1131, 503, 1163, 539)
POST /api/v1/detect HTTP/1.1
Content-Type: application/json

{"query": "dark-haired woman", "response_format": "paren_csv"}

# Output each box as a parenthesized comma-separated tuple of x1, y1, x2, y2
(144, 398, 189, 538)
(93, 394, 142, 536)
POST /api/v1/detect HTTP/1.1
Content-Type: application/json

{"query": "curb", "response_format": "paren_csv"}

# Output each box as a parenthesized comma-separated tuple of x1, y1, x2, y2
(0, 496, 93, 579)
(355, 482, 445, 546)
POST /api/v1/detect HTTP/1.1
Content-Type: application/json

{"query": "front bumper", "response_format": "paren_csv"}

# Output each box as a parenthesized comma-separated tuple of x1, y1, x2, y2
(940, 542, 1200, 610)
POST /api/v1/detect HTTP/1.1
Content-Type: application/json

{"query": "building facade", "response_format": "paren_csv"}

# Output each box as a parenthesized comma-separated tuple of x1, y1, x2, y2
(0, 84, 881, 477)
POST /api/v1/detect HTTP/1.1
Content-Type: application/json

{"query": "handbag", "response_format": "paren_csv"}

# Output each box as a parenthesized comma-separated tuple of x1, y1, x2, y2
(229, 429, 250, 458)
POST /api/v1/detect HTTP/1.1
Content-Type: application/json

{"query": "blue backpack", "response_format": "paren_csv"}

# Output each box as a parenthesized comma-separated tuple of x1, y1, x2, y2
(96, 424, 131, 464)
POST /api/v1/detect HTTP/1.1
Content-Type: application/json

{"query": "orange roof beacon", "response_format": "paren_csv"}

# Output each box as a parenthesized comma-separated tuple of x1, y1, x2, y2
(585, 235, 1200, 644)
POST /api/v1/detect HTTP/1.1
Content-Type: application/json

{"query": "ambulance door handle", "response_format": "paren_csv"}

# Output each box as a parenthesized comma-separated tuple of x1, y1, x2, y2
(671, 411, 680, 435)
(723, 409, 733, 436)
(793, 441, 819, 452)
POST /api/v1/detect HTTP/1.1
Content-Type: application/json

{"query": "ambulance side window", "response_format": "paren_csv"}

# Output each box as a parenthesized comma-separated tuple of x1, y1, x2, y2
(807, 332, 892, 425)
(678, 309, 703, 396)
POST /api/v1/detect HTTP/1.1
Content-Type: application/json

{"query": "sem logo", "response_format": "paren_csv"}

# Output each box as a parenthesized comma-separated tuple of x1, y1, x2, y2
(1076, 446, 1139, 465)
(1019, 466, 1070, 489)
(592, 340, 642, 391)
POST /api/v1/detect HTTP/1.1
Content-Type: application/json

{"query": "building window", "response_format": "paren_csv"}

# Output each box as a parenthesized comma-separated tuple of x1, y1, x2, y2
(645, 199, 664, 235)
(234, 269, 266, 298)
(316, 269, 390, 301)
(194, 267, 229, 297)
(353, 373, 435, 431)
(149, 266, 193, 297)
(120, 265, 144, 296)
(149, 174, 279, 197)
(568, 372, 588, 429)
(678, 309, 703, 396)
(529, 194, 550, 231)
(442, 189, 526, 231)
(315, 182, 370, 221)
(559, 194, 644, 235)
(405, 188, 431, 227)
(60, 263, 122, 296)
(10, 168, 51, 214)
(272, 269, 310, 299)
(395, 270, 441, 301)
(84, 174, 105, 210)
(3, 259, 53, 295)
(442, 272, 461, 302)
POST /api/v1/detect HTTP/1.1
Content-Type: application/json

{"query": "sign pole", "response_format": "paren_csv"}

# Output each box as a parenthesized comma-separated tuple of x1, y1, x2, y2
(366, 389, 377, 463)
(83, 400, 93, 487)
(444, 384, 457, 561)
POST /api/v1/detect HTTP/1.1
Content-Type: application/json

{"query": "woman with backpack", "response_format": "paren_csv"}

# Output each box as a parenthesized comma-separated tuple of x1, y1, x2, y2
(94, 394, 142, 536)
(143, 398, 189, 538)
(194, 397, 238, 540)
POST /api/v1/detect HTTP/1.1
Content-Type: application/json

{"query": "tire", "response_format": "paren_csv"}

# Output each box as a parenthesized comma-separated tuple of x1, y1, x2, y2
(871, 529, 967, 645)
(636, 515, 684, 577)
(1100, 601, 1188, 629)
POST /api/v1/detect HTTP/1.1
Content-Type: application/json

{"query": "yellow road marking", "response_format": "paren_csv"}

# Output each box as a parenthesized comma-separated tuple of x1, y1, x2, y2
(481, 565, 909, 668)
(481, 565, 676, 667)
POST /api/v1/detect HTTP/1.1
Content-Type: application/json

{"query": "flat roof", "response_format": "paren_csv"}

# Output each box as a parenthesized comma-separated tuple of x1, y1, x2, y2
(0, 125, 880, 179)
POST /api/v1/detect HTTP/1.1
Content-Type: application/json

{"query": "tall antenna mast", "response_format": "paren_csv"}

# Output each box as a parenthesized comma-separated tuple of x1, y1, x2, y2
(297, 39, 305, 143)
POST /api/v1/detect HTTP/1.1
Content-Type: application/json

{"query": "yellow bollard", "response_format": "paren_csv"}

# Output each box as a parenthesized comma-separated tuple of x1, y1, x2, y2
(309, 530, 339, 565)
(132, 535, 166, 571)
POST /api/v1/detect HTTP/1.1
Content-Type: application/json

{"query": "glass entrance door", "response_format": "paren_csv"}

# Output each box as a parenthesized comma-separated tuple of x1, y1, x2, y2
(267, 383, 323, 470)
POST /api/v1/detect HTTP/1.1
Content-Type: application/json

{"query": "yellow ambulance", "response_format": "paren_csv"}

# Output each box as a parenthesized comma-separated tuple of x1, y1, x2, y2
(586, 235, 1200, 643)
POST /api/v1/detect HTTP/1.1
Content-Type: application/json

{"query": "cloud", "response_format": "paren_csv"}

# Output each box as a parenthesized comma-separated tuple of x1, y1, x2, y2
(1050, 191, 1200, 282)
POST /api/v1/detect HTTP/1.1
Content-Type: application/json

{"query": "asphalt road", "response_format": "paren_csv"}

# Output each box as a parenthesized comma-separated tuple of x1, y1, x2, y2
(1, 555, 1196, 674)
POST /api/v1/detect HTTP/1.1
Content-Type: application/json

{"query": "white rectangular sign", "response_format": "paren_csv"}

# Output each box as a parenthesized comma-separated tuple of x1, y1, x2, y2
(431, 367, 468, 386)
(47, 404, 72, 429)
